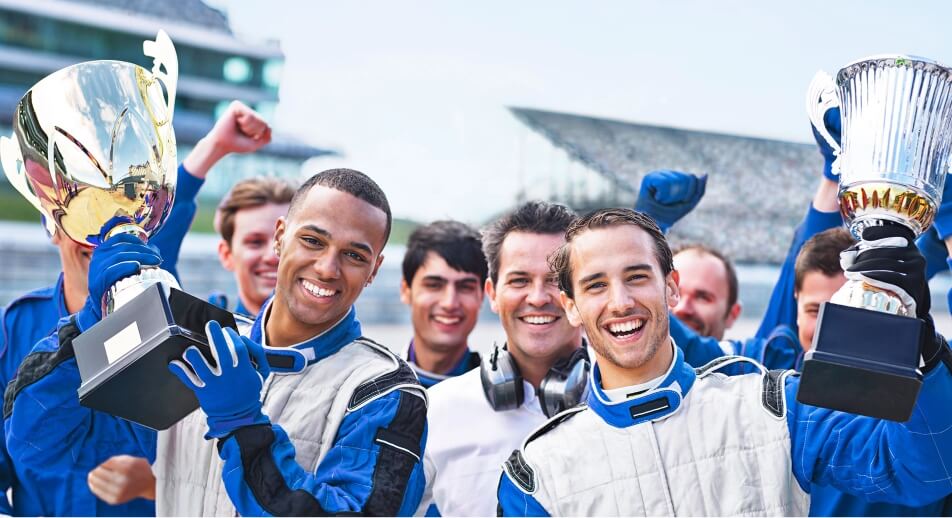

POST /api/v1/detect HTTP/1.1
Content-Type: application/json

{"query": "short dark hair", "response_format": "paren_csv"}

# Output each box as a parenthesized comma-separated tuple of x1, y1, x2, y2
(402, 220, 488, 285)
(674, 244, 739, 314)
(552, 208, 672, 299)
(288, 168, 392, 246)
(214, 177, 296, 245)
(481, 201, 578, 284)
(794, 227, 855, 292)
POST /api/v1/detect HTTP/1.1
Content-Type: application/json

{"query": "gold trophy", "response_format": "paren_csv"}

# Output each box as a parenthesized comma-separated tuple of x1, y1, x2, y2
(799, 56, 952, 421)
(0, 31, 236, 430)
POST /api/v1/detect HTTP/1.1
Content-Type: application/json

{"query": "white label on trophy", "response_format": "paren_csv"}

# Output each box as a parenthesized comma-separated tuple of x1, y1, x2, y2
(104, 322, 142, 364)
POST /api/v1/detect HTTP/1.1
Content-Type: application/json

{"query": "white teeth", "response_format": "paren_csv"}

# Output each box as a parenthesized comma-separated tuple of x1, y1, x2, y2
(258, 271, 277, 280)
(302, 280, 335, 297)
(433, 315, 462, 325)
(522, 315, 556, 325)
(609, 320, 645, 334)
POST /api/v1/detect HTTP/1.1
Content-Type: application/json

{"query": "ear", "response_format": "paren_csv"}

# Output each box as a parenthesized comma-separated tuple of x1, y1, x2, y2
(485, 277, 499, 314)
(273, 217, 286, 256)
(366, 254, 385, 286)
(724, 301, 743, 329)
(666, 270, 680, 309)
(561, 291, 583, 328)
(217, 239, 235, 271)
(399, 277, 411, 305)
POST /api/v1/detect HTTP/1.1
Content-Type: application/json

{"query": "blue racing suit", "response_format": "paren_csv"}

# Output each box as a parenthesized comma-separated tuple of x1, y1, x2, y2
(406, 341, 481, 388)
(5, 300, 427, 516)
(0, 164, 202, 516)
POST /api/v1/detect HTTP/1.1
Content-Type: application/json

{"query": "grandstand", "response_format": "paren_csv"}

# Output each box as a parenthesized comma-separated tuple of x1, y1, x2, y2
(510, 107, 821, 264)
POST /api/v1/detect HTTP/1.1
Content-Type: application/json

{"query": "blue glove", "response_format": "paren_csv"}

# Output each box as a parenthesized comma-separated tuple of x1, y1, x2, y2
(634, 170, 707, 233)
(169, 320, 271, 439)
(811, 106, 842, 181)
(75, 233, 162, 331)
(931, 173, 952, 240)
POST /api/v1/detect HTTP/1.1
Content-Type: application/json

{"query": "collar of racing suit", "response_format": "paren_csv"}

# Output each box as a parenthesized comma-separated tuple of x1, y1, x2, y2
(585, 339, 696, 428)
(249, 296, 363, 374)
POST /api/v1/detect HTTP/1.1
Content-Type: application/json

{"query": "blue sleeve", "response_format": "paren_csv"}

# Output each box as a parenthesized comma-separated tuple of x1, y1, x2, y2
(150, 163, 204, 283)
(4, 319, 156, 516)
(787, 365, 952, 506)
(218, 389, 427, 516)
(669, 314, 732, 367)
(916, 228, 948, 280)
(497, 471, 550, 516)
(0, 309, 11, 515)
(756, 205, 843, 340)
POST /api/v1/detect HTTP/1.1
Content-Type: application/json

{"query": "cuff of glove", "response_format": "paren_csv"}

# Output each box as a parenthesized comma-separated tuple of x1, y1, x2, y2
(74, 303, 101, 333)
(204, 410, 269, 440)
(921, 320, 952, 375)
(822, 158, 837, 182)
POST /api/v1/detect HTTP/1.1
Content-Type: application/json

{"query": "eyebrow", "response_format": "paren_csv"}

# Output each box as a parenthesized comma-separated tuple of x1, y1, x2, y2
(301, 224, 374, 255)
(579, 263, 653, 285)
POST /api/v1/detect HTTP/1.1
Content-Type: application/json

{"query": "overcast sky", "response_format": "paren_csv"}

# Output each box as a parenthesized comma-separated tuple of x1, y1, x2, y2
(216, 1, 952, 222)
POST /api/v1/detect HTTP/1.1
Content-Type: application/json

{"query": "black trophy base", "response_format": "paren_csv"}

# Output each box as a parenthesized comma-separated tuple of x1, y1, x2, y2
(797, 302, 923, 422)
(74, 283, 237, 430)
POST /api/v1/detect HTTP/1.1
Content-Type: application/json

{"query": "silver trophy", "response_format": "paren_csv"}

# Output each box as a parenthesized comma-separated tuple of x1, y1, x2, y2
(0, 31, 237, 430)
(799, 55, 952, 421)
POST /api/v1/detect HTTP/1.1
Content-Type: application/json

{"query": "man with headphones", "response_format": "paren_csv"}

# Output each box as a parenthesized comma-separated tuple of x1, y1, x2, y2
(415, 201, 585, 517)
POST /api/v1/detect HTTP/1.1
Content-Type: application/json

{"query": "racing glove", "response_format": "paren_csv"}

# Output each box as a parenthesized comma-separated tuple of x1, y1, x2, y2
(634, 170, 707, 233)
(811, 105, 842, 181)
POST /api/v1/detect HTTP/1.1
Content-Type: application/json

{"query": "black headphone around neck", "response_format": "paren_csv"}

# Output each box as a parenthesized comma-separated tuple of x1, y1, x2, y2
(479, 342, 590, 418)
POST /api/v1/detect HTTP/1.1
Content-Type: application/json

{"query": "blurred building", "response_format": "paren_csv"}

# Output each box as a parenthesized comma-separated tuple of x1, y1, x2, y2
(510, 106, 820, 264)
(0, 0, 334, 197)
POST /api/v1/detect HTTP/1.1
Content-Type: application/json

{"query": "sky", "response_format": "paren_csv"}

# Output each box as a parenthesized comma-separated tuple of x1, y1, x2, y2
(214, 1, 952, 222)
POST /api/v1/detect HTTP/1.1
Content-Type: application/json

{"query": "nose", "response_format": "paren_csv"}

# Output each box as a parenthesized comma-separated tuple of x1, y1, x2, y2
(439, 285, 461, 310)
(312, 251, 341, 280)
(607, 281, 635, 316)
(263, 241, 280, 266)
(526, 279, 552, 308)
(672, 294, 694, 318)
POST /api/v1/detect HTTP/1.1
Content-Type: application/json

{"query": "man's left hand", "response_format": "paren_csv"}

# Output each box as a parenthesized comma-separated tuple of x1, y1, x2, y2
(169, 320, 271, 438)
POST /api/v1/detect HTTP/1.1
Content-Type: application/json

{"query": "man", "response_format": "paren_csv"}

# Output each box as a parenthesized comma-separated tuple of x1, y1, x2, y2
(212, 176, 295, 317)
(401, 220, 485, 387)
(0, 100, 271, 516)
(670, 244, 741, 340)
(416, 201, 582, 517)
(497, 208, 952, 516)
(6, 168, 428, 516)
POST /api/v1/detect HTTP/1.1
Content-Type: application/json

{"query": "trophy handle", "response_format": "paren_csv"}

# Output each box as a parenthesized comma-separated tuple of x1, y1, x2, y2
(806, 70, 841, 167)
(0, 135, 57, 235)
(143, 30, 178, 123)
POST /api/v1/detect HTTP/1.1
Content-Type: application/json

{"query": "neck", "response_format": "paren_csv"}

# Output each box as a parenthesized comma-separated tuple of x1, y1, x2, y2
(410, 337, 468, 374)
(597, 339, 674, 390)
(509, 335, 583, 389)
(238, 291, 262, 317)
(265, 296, 341, 348)
(62, 273, 86, 314)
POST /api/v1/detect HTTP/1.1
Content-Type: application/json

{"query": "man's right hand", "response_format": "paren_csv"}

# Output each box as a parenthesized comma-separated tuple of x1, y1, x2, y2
(87, 455, 156, 504)
(634, 170, 707, 233)
(75, 233, 161, 331)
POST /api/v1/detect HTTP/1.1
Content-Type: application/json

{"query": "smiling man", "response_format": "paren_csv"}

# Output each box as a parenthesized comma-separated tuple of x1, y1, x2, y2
(5, 168, 429, 516)
(416, 201, 584, 517)
(497, 207, 952, 516)
(212, 177, 295, 317)
(401, 220, 485, 387)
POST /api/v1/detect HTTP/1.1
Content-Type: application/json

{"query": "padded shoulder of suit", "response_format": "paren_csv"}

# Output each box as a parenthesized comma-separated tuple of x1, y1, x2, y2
(347, 336, 427, 411)
(694, 355, 794, 419)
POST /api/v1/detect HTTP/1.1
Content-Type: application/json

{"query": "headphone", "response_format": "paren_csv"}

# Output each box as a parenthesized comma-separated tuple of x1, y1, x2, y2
(480, 342, 590, 418)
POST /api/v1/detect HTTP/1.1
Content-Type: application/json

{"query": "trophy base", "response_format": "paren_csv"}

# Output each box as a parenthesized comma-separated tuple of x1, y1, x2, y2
(797, 302, 923, 422)
(74, 283, 237, 430)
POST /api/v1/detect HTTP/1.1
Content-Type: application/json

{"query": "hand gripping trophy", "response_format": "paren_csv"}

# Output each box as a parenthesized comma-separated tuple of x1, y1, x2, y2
(0, 31, 236, 430)
(801, 56, 952, 421)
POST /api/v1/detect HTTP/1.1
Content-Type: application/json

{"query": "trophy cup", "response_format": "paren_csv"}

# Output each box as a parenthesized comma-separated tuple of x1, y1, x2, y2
(0, 31, 236, 430)
(798, 56, 952, 421)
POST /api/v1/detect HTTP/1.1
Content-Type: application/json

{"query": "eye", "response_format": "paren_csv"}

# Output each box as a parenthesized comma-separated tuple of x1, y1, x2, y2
(509, 278, 529, 287)
(626, 274, 648, 283)
(345, 251, 367, 263)
(585, 281, 607, 292)
(300, 236, 320, 247)
(244, 238, 267, 249)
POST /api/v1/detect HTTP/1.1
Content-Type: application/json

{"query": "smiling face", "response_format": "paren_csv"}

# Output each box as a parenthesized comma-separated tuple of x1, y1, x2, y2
(486, 231, 580, 365)
(401, 251, 483, 354)
(562, 225, 678, 388)
(218, 202, 288, 315)
(269, 185, 387, 345)
(672, 249, 740, 340)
